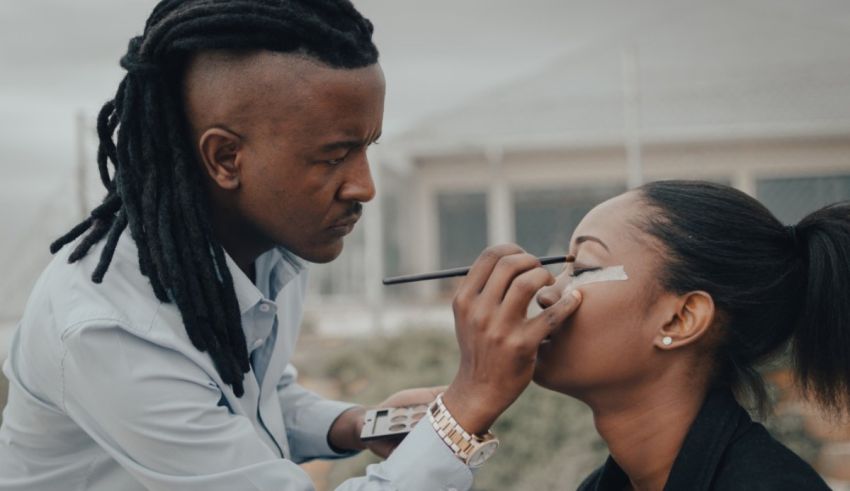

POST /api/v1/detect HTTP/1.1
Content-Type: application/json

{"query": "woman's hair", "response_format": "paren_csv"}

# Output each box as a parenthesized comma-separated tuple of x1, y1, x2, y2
(636, 180, 850, 415)
(49, 0, 379, 397)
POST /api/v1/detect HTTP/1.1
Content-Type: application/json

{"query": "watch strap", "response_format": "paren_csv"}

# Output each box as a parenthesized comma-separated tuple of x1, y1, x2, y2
(428, 393, 498, 466)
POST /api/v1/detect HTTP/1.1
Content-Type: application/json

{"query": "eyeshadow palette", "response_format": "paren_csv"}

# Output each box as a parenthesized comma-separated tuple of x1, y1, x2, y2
(360, 404, 430, 442)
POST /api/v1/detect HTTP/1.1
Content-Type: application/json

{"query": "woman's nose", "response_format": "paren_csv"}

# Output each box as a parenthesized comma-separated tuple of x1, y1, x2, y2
(536, 283, 563, 309)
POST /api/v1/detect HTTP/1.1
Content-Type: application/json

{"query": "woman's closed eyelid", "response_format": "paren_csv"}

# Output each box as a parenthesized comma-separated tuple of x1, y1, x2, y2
(570, 266, 602, 278)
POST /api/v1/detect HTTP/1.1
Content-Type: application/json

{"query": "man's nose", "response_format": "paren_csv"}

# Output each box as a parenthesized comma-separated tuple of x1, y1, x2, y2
(338, 152, 376, 203)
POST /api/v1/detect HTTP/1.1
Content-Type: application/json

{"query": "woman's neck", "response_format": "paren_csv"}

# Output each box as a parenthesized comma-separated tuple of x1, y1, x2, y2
(588, 382, 708, 491)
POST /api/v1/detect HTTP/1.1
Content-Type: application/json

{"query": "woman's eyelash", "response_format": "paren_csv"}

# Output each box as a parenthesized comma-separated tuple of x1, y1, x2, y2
(570, 267, 602, 278)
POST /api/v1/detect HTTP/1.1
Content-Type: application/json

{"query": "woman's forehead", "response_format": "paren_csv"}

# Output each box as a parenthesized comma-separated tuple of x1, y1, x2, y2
(572, 192, 645, 250)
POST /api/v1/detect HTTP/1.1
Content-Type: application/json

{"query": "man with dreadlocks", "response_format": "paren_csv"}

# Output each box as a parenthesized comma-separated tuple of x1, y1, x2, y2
(0, 1, 581, 490)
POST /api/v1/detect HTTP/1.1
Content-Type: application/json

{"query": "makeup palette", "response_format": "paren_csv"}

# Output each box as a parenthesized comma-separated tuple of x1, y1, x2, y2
(360, 404, 430, 441)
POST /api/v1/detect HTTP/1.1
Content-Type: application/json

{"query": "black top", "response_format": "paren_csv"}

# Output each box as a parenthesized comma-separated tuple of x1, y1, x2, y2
(578, 389, 830, 491)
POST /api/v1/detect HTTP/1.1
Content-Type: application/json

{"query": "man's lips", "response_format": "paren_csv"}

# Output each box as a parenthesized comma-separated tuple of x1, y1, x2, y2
(329, 214, 361, 234)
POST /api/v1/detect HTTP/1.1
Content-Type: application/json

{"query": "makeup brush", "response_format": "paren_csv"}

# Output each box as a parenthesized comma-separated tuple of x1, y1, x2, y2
(382, 255, 571, 285)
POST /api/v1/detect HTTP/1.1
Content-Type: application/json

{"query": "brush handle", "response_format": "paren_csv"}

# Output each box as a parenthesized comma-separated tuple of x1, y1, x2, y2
(382, 255, 568, 285)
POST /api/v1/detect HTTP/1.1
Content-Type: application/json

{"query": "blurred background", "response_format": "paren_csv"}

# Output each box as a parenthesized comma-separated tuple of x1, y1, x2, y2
(3, 0, 850, 489)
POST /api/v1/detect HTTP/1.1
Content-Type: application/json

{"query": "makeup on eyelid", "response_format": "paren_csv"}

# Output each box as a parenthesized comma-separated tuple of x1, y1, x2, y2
(563, 265, 629, 292)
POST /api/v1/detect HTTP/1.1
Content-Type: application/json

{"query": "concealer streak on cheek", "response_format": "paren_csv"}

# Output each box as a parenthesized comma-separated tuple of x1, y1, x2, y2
(563, 265, 629, 293)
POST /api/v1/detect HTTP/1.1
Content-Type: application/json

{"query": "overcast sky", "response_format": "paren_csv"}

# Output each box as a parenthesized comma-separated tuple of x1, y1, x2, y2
(1, 0, 848, 265)
(0, 0, 674, 257)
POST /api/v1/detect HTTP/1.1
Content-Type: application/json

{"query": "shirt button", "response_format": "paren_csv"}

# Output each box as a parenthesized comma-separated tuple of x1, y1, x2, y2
(259, 303, 271, 313)
(252, 339, 264, 349)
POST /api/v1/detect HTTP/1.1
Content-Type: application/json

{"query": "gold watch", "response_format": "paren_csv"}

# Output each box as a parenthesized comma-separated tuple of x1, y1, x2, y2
(428, 393, 500, 468)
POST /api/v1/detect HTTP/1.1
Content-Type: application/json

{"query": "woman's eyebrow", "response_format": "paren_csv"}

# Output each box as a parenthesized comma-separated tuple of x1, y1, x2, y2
(575, 235, 610, 252)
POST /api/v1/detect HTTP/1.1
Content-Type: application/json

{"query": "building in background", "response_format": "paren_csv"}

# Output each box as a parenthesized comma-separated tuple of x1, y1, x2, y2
(306, 1, 850, 336)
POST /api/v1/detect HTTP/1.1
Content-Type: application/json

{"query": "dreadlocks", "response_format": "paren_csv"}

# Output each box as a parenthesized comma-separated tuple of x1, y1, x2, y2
(50, 0, 379, 397)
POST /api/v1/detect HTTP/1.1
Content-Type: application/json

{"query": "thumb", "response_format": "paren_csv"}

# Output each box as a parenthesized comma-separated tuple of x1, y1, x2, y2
(527, 289, 582, 341)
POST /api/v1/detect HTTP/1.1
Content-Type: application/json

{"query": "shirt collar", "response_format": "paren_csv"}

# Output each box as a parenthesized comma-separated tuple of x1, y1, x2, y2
(222, 247, 307, 315)
(664, 389, 749, 491)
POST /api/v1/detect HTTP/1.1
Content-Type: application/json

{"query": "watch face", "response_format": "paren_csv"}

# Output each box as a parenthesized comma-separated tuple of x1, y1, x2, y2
(468, 440, 499, 468)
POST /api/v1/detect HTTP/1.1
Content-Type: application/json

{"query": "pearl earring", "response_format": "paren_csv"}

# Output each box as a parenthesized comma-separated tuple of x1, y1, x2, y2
(662, 336, 673, 346)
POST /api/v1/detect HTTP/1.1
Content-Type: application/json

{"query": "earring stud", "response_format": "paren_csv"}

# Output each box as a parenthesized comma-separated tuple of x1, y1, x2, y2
(662, 336, 673, 346)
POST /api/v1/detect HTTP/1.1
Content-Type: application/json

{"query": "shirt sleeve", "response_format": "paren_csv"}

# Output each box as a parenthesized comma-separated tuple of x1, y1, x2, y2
(276, 363, 360, 463)
(61, 322, 475, 491)
(61, 322, 317, 491)
(335, 417, 475, 491)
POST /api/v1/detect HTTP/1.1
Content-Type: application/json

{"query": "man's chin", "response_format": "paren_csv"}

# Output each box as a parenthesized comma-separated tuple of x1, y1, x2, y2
(291, 239, 345, 264)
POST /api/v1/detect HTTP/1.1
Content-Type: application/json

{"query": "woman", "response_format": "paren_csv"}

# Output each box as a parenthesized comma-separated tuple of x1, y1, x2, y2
(534, 180, 846, 490)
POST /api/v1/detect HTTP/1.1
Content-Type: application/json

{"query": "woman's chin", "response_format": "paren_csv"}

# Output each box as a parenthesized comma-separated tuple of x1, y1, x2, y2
(532, 359, 559, 391)
(533, 355, 584, 396)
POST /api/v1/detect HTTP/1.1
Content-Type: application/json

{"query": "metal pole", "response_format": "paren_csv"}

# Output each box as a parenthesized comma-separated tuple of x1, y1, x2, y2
(622, 46, 644, 189)
(75, 111, 89, 219)
(364, 149, 385, 335)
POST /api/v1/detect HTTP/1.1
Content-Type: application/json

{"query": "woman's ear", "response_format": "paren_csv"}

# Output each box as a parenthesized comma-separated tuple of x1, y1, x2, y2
(198, 127, 243, 190)
(655, 291, 715, 350)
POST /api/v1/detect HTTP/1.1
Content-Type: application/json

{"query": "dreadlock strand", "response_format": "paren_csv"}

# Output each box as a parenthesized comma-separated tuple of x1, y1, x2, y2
(91, 211, 128, 284)
(172, 204, 244, 392)
(117, 79, 166, 299)
(89, 194, 122, 219)
(209, 242, 251, 373)
(95, 100, 118, 189)
(166, 191, 245, 393)
(50, 217, 94, 254)
(68, 218, 113, 263)
(137, 84, 171, 295)
(49, 192, 121, 255)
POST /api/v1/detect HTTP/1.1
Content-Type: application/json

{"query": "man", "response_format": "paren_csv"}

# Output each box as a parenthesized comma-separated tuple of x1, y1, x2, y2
(0, 1, 580, 490)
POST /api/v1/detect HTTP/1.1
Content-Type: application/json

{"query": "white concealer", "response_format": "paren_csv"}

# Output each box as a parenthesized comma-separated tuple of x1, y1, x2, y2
(563, 265, 629, 293)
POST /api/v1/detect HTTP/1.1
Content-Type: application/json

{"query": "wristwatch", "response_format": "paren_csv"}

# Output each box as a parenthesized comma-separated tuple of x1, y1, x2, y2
(428, 393, 500, 468)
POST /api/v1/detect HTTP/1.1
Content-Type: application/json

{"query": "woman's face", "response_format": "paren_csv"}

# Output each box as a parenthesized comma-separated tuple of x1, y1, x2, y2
(533, 191, 677, 398)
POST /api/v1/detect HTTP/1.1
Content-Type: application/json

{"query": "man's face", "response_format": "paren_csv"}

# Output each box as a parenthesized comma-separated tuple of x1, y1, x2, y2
(184, 52, 385, 263)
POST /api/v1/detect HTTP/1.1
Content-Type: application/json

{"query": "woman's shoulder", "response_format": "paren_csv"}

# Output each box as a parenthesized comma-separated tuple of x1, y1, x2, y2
(712, 420, 830, 490)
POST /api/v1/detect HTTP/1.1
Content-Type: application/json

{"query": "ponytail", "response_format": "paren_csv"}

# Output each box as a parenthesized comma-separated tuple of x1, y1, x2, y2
(638, 181, 850, 416)
(793, 202, 850, 413)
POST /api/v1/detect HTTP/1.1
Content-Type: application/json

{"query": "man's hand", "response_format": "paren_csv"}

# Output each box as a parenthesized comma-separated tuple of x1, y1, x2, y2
(327, 386, 446, 459)
(442, 244, 582, 435)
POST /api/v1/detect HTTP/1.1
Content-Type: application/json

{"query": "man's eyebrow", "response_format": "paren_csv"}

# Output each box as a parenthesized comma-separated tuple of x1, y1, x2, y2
(319, 140, 362, 152)
(575, 235, 610, 252)
(319, 133, 382, 153)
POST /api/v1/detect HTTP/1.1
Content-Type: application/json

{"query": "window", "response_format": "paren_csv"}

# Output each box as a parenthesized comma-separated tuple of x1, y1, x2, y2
(757, 174, 850, 224)
(437, 192, 488, 269)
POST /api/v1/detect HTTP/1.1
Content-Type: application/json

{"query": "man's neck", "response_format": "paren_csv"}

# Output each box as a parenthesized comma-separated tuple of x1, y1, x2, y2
(587, 380, 707, 491)
(207, 200, 273, 279)
(220, 239, 265, 282)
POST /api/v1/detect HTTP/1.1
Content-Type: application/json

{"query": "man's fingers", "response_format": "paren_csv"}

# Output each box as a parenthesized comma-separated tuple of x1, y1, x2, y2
(480, 253, 542, 304)
(500, 266, 555, 314)
(456, 244, 524, 301)
(525, 289, 583, 342)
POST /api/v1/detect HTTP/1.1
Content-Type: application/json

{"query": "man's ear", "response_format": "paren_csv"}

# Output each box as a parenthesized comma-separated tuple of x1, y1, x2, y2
(198, 127, 243, 190)
(655, 291, 715, 350)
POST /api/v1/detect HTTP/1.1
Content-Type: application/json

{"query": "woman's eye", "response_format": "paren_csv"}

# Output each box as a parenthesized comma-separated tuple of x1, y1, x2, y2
(570, 267, 601, 278)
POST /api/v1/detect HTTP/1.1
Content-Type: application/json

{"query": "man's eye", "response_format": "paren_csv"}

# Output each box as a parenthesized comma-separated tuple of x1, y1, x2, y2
(326, 158, 344, 165)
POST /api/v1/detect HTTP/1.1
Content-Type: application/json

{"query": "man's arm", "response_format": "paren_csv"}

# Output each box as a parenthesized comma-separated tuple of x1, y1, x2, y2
(62, 322, 316, 491)
(276, 364, 362, 463)
(63, 323, 475, 491)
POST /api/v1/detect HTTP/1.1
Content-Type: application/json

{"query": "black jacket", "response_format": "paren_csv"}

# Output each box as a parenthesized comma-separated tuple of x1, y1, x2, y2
(578, 389, 830, 490)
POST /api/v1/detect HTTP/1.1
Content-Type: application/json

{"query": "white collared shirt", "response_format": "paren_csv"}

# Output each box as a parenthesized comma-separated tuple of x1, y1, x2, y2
(0, 232, 473, 491)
